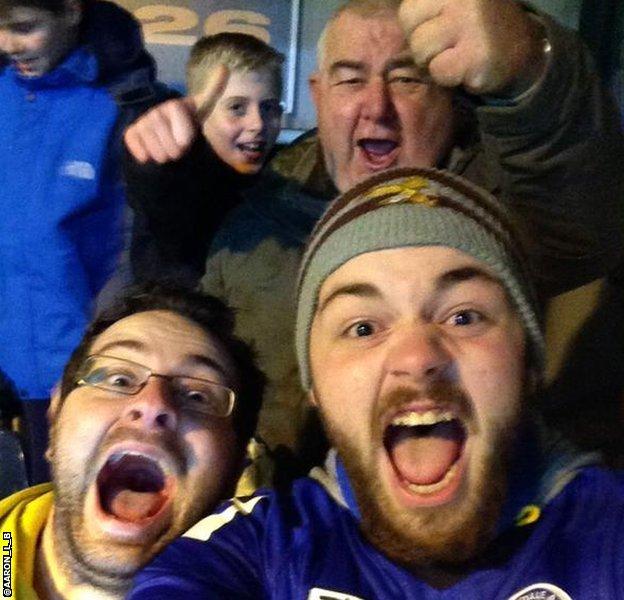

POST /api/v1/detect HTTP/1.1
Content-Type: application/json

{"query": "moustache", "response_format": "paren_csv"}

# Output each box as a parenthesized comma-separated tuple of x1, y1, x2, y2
(96, 427, 187, 475)
(375, 382, 474, 426)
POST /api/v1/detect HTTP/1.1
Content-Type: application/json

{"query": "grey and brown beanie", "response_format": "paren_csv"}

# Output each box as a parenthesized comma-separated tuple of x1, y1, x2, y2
(295, 167, 545, 390)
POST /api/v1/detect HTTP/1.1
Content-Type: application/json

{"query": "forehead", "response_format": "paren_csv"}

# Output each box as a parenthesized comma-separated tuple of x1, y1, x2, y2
(322, 9, 409, 70)
(89, 310, 234, 380)
(221, 69, 280, 99)
(319, 246, 503, 300)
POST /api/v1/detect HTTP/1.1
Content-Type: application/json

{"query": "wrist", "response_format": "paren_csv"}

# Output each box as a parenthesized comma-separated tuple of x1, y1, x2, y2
(485, 14, 551, 104)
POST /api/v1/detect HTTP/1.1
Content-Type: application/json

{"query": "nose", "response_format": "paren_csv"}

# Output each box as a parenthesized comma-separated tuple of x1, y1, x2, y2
(119, 377, 178, 432)
(385, 323, 452, 383)
(361, 78, 397, 125)
(245, 104, 263, 133)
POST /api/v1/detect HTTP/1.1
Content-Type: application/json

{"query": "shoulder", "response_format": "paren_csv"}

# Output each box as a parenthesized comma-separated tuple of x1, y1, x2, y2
(129, 478, 363, 598)
(0, 483, 54, 528)
(566, 466, 624, 497)
(546, 467, 624, 528)
(206, 176, 289, 254)
(270, 131, 320, 181)
(182, 494, 271, 543)
(210, 173, 326, 256)
(187, 477, 341, 541)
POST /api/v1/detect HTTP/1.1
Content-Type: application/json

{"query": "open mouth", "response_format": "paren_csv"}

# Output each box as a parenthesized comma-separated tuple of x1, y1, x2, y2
(357, 138, 399, 168)
(97, 453, 171, 523)
(237, 141, 266, 162)
(13, 58, 37, 73)
(384, 409, 467, 498)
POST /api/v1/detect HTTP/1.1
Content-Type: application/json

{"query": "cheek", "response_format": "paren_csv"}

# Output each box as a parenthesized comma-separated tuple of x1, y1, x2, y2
(311, 344, 379, 427)
(183, 424, 238, 481)
(28, 31, 51, 53)
(52, 404, 113, 473)
(319, 92, 359, 136)
(397, 92, 454, 157)
(204, 116, 239, 148)
(461, 335, 525, 423)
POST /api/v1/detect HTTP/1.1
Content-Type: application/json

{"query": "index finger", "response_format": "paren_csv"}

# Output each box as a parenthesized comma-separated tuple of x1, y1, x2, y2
(193, 63, 230, 123)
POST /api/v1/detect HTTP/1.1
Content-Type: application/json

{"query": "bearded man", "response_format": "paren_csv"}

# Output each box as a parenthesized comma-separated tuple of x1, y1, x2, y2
(129, 169, 624, 599)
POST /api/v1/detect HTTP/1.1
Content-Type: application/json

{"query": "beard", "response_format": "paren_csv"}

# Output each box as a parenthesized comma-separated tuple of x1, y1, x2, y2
(47, 425, 190, 595)
(321, 383, 524, 569)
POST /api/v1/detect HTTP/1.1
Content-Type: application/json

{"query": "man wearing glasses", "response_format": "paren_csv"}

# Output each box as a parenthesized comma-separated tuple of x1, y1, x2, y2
(0, 283, 265, 599)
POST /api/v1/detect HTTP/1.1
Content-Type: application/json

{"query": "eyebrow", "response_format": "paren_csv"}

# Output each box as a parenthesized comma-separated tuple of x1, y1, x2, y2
(328, 60, 365, 76)
(317, 267, 501, 314)
(434, 267, 501, 294)
(93, 340, 228, 377)
(385, 57, 417, 73)
(187, 354, 228, 378)
(317, 283, 381, 314)
(95, 339, 145, 355)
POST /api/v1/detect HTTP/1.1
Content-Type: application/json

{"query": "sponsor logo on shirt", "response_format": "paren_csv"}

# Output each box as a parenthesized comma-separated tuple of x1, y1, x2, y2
(60, 160, 96, 180)
(508, 583, 573, 600)
(307, 588, 365, 600)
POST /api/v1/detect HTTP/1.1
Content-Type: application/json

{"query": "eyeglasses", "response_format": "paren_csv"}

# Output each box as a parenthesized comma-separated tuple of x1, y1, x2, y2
(75, 354, 235, 418)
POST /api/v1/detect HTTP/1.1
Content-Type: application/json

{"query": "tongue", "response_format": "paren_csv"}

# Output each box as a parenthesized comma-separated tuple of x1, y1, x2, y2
(389, 424, 462, 486)
(360, 140, 397, 157)
(108, 488, 164, 522)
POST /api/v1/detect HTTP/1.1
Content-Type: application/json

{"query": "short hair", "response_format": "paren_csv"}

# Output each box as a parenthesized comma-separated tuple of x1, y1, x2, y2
(0, 0, 85, 15)
(186, 32, 284, 96)
(59, 282, 266, 449)
(317, 0, 401, 69)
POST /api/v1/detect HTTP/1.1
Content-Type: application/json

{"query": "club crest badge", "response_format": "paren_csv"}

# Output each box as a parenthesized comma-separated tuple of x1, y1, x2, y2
(508, 582, 573, 600)
(307, 588, 365, 600)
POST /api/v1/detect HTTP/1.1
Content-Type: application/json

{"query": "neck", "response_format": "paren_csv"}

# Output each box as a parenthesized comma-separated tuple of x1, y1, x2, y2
(35, 508, 121, 600)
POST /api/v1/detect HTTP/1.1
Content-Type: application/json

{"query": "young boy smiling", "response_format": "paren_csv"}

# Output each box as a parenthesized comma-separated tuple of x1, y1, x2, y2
(124, 32, 284, 286)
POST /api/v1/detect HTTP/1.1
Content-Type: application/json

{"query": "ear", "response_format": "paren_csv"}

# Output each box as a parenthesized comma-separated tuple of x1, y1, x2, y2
(64, 0, 82, 27)
(44, 386, 63, 463)
(309, 72, 321, 109)
(47, 384, 62, 424)
(307, 388, 319, 408)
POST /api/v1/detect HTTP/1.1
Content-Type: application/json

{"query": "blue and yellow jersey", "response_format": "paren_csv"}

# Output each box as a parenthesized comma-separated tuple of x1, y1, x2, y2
(129, 463, 624, 599)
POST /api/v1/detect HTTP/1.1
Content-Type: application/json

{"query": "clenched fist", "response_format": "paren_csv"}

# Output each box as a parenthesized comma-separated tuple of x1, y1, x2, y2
(398, 0, 546, 96)
(125, 65, 229, 164)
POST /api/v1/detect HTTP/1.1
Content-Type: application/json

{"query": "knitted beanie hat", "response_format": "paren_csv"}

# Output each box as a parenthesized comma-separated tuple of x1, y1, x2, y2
(295, 167, 544, 390)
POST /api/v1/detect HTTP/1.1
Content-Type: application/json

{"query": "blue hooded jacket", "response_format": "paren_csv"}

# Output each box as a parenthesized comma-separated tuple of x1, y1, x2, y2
(0, 1, 160, 400)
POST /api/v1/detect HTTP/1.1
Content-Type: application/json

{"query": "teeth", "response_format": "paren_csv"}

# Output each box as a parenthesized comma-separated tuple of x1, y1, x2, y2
(106, 451, 159, 466)
(407, 463, 458, 495)
(391, 411, 454, 427)
(108, 453, 124, 465)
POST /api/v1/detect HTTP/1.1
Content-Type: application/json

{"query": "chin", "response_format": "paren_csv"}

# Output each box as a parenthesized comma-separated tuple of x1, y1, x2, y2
(347, 444, 508, 567)
(231, 161, 263, 175)
(328, 397, 517, 566)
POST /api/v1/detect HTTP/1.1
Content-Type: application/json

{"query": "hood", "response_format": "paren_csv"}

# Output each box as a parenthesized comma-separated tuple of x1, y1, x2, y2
(1, 1, 155, 93)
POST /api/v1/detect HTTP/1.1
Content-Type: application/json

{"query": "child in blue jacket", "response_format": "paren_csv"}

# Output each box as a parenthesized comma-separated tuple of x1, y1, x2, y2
(0, 0, 162, 483)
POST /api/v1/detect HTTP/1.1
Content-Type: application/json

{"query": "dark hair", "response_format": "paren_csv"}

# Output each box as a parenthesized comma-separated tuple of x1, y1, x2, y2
(60, 282, 265, 448)
(0, 0, 85, 14)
